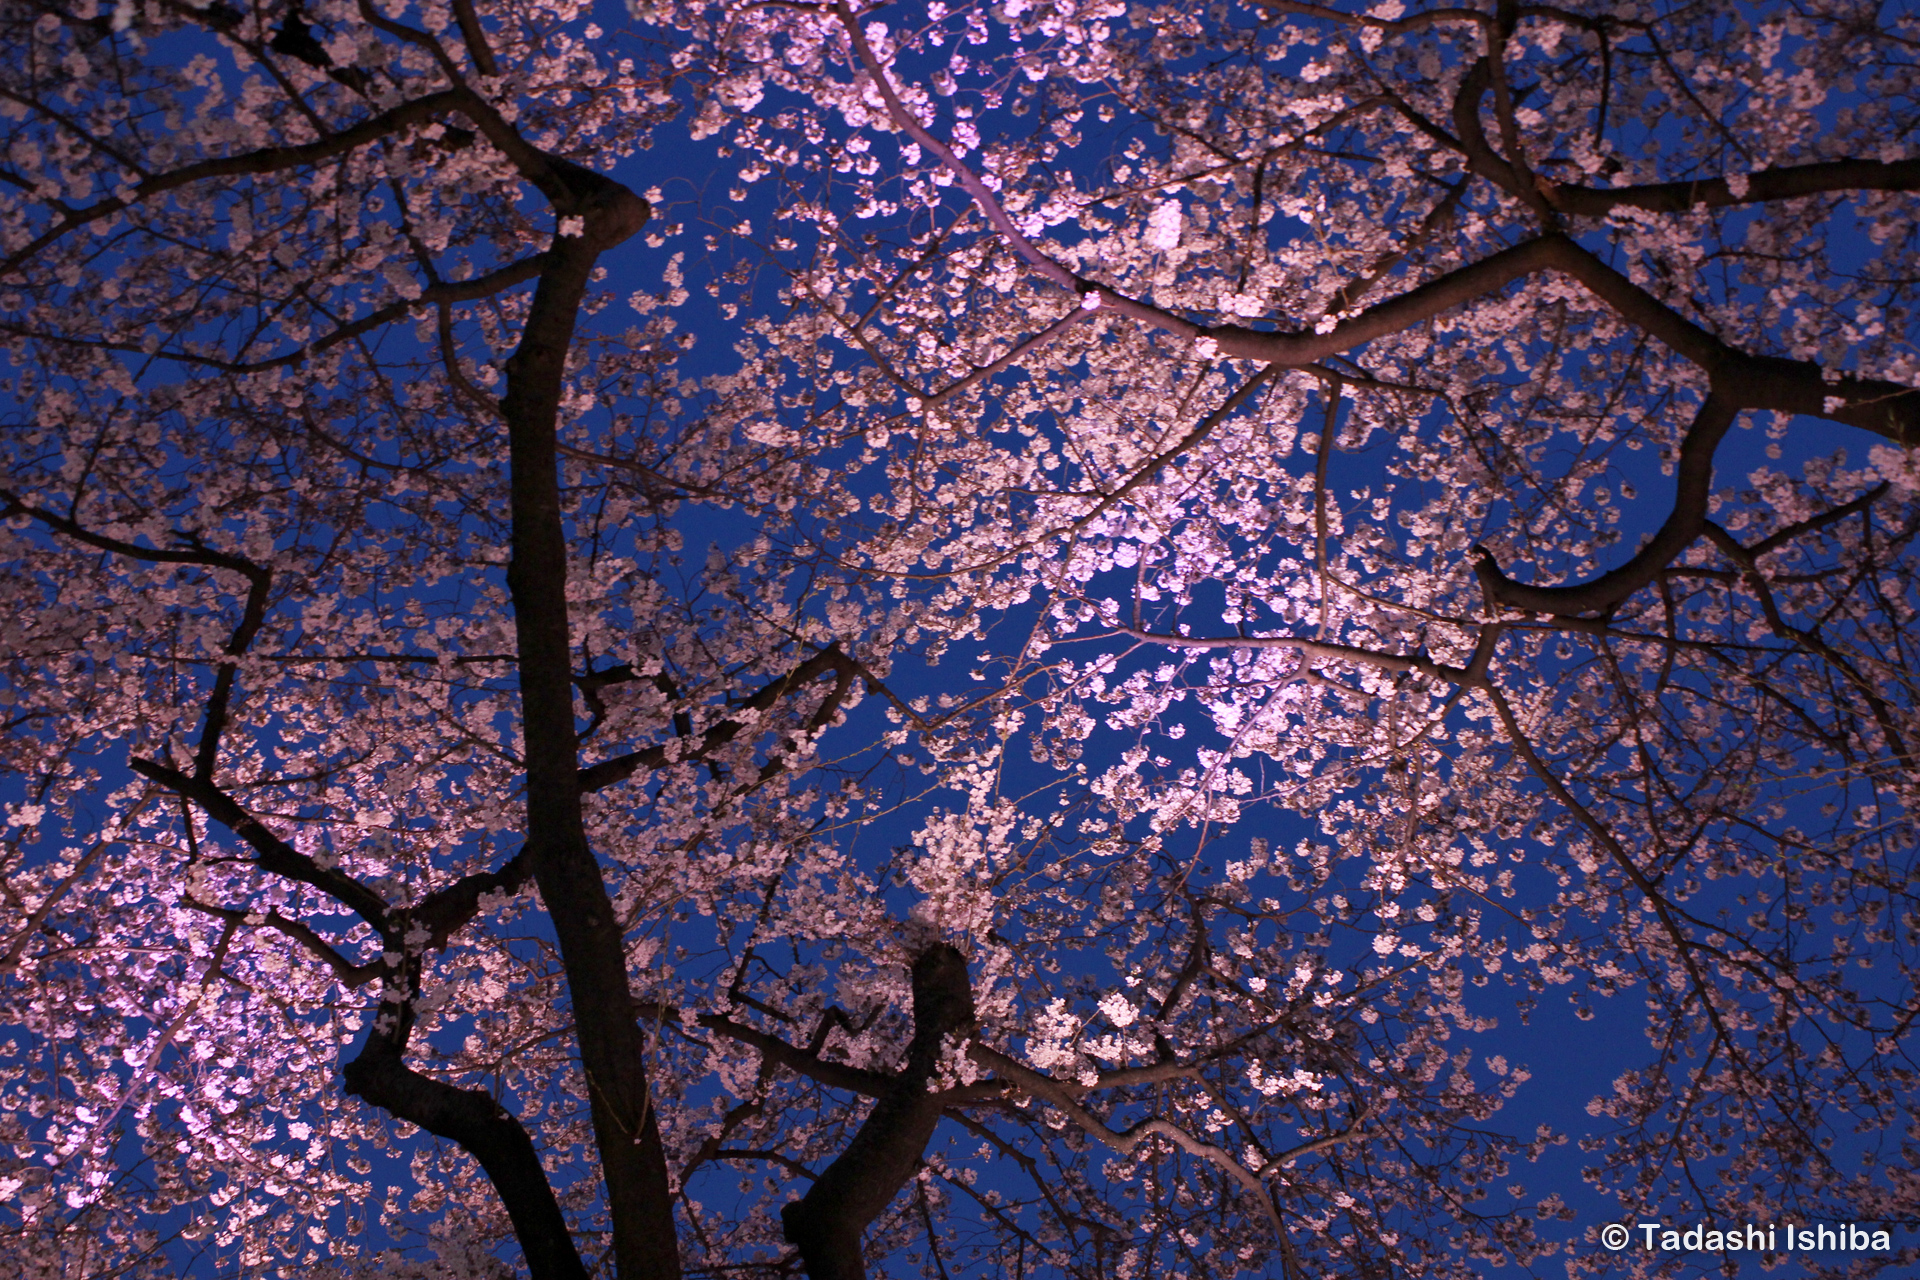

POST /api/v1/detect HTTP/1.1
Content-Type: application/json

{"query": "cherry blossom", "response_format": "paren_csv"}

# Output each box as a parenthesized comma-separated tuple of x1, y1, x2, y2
(0, 1, 1914, 1278)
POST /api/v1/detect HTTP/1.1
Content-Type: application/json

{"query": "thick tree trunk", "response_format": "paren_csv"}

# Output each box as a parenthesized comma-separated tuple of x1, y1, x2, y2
(499, 174, 681, 1280)
(782, 945, 975, 1280)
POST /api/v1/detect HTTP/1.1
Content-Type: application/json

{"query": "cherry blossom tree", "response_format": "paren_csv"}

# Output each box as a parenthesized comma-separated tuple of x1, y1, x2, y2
(645, 0, 1920, 1272)
(0, 1, 1915, 1279)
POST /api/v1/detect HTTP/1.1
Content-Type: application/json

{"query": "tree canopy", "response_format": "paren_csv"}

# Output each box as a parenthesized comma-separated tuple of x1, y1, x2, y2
(0, 0, 1915, 1278)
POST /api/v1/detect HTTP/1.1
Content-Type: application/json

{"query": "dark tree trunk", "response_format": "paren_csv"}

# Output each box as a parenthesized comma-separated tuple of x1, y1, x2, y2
(782, 945, 976, 1280)
(500, 172, 682, 1280)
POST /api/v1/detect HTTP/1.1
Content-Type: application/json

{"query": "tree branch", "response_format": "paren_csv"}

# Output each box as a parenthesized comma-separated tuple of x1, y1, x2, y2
(1108, 624, 1487, 684)
(411, 849, 535, 955)
(1703, 519, 1915, 770)
(1541, 156, 1920, 215)
(0, 90, 467, 277)
(579, 645, 859, 793)
(674, 1006, 896, 1098)
(2, 253, 550, 374)
(964, 1042, 1289, 1243)
(816, 29, 1920, 445)
(1748, 482, 1889, 559)
(179, 898, 381, 987)
(126, 757, 392, 933)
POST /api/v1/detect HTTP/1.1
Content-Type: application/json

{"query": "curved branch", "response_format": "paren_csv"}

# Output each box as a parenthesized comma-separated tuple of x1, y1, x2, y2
(828, 33, 1920, 444)
(833, 1, 1074, 291)
(344, 1039, 588, 1280)
(1448, 57, 1552, 220)
(1472, 394, 1738, 617)
(412, 849, 535, 954)
(0, 90, 466, 277)
(0, 494, 265, 579)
